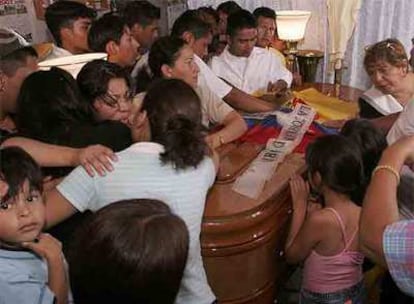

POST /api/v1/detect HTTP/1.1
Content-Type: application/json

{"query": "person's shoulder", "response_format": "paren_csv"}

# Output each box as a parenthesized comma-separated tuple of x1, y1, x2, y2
(210, 53, 224, 66)
(253, 46, 268, 55)
(307, 208, 338, 227)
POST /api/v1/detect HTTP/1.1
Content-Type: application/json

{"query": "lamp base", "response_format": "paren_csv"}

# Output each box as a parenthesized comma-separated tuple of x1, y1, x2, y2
(296, 50, 324, 83)
(283, 41, 300, 73)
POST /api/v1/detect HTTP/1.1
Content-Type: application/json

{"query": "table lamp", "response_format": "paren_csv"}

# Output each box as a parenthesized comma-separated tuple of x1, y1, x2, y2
(276, 10, 311, 73)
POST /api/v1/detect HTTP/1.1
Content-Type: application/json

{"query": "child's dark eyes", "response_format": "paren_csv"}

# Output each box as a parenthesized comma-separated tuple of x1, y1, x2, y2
(0, 202, 10, 210)
(26, 194, 39, 203)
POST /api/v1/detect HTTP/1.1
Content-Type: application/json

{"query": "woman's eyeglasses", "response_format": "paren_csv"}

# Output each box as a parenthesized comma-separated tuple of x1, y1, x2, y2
(100, 91, 134, 109)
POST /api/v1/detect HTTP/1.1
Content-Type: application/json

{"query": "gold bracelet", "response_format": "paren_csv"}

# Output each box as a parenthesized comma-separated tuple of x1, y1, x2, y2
(372, 165, 400, 184)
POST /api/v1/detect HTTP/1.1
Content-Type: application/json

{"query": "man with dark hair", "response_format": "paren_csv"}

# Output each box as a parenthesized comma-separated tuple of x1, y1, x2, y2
(88, 13, 139, 68)
(216, 1, 242, 36)
(122, 0, 160, 55)
(0, 46, 38, 135)
(122, 1, 160, 88)
(171, 10, 276, 113)
(253, 7, 286, 65)
(44, 0, 96, 59)
(211, 10, 292, 97)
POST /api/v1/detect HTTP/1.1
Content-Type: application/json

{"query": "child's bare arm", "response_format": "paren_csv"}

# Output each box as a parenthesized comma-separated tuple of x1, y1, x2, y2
(285, 175, 309, 250)
(22, 233, 68, 304)
(285, 175, 324, 264)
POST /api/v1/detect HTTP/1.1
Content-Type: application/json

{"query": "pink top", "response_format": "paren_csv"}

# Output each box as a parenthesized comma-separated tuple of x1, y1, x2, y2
(302, 207, 364, 293)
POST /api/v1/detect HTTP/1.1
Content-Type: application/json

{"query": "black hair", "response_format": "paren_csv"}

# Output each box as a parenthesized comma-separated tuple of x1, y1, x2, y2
(77, 59, 132, 106)
(0, 146, 43, 203)
(148, 36, 186, 79)
(306, 135, 365, 206)
(0, 46, 38, 77)
(122, 0, 160, 28)
(16, 67, 93, 143)
(226, 9, 257, 37)
(253, 7, 276, 20)
(88, 13, 125, 52)
(171, 10, 211, 40)
(216, 1, 242, 15)
(340, 119, 387, 182)
(45, 0, 96, 46)
(143, 78, 207, 170)
(69, 199, 189, 304)
(197, 6, 219, 23)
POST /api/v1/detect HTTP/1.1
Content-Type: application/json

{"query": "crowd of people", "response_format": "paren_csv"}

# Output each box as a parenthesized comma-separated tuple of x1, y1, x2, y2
(0, 1, 414, 303)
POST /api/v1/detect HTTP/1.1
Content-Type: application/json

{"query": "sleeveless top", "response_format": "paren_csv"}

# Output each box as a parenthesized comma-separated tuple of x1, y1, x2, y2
(302, 207, 364, 293)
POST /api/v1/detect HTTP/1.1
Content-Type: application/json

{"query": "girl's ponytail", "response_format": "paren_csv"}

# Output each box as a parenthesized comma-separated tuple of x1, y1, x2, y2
(161, 116, 206, 169)
(143, 78, 208, 170)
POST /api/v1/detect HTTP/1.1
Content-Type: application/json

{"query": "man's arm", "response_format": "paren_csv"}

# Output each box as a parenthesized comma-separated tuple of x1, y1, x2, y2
(206, 110, 247, 149)
(1, 137, 116, 177)
(224, 87, 276, 112)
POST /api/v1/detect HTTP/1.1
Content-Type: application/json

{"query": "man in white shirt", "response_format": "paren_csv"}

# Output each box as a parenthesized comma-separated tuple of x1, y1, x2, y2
(253, 7, 286, 66)
(44, 1, 96, 60)
(210, 10, 292, 97)
(171, 10, 275, 113)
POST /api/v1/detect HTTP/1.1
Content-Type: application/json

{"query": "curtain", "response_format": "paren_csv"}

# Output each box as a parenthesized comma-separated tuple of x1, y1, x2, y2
(187, 0, 291, 11)
(187, 0, 414, 90)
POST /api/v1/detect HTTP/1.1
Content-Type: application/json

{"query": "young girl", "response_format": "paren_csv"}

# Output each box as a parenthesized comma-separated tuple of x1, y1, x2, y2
(285, 135, 365, 304)
(148, 36, 247, 149)
(45, 79, 219, 304)
(0, 147, 69, 304)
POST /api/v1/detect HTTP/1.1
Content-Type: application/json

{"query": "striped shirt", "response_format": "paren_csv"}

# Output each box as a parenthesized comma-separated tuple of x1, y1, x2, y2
(57, 142, 217, 304)
(383, 220, 414, 296)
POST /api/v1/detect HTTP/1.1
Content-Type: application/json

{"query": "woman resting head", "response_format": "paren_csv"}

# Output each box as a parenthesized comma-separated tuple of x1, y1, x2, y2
(77, 59, 147, 142)
(68, 199, 189, 304)
(77, 59, 133, 124)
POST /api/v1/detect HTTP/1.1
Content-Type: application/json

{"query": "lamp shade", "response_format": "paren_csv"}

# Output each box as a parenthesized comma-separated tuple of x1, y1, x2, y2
(38, 53, 107, 78)
(276, 10, 311, 41)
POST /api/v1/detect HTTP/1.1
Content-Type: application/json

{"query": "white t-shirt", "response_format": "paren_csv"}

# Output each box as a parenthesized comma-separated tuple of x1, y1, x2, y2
(387, 99, 414, 144)
(57, 142, 217, 304)
(195, 54, 232, 99)
(196, 75, 234, 127)
(210, 46, 292, 96)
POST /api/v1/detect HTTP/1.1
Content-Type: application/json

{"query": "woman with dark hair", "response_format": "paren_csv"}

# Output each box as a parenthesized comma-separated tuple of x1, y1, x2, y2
(77, 59, 133, 123)
(45, 78, 219, 304)
(15, 67, 132, 178)
(147, 36, 246, 149)
(340, 119, 387, 182)
(69, 199, 189, 304)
